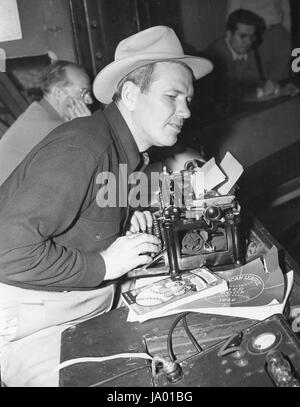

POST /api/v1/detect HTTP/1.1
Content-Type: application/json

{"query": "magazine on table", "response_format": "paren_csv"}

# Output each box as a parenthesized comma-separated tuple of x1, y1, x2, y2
(161, 245, 292, 321)
(126, 245, 292, 322)
(122, 267, 228, 323)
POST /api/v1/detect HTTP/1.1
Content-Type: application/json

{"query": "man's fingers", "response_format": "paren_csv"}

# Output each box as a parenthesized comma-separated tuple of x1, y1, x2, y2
(133, 254, 154, 269)
(67, 97, 91, 118)
(130, 216, 140, 233)
(101, 233, 161, 280)
(133, 211, 147, 232)
(74, 103, 91, 116)
(136, 242, 160, 255)
(143, 210, 153, 230)
(129, 232, 160, 246)
(130, 210, 153, 233)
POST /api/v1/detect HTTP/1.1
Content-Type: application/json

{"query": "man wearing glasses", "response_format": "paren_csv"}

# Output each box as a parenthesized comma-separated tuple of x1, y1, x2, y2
(0, 60, 92, 185)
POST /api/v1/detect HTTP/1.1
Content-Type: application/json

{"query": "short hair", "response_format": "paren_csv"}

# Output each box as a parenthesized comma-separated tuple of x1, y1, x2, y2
(112, 60, 194, 103)
(226, 8, 265, 34)
(40, 60, 88, 96)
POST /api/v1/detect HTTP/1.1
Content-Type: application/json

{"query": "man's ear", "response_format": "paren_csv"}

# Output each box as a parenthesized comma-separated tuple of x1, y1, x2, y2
(121, 81, 140, 111)
(225, 30, 232, 41)
(51, 85, 64, 100)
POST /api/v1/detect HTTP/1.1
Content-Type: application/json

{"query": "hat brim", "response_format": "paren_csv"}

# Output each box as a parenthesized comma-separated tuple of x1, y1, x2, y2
(93, 54, 213, 104)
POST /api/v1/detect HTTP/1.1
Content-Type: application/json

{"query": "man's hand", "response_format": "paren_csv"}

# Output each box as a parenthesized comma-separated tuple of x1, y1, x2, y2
(65, 96, 91, 120)
(129, 210, 153, 234)
(263, 80, 279, 97)
(257, 80, 280, 99)
(101, 233, 161, 280)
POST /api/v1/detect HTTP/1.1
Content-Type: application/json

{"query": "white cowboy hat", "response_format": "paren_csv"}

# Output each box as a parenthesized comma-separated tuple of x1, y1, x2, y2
(93, 25, 213, 104)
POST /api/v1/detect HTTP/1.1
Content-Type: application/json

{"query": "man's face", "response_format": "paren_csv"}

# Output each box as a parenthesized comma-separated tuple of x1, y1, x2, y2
(59, 66, 93, 118)
(227, 23, 256, 55)
(130, 62, 194, 151)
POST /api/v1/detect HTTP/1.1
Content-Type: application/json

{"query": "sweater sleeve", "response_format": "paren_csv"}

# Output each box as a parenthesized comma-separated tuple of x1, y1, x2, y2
(0, 143, 107, 290)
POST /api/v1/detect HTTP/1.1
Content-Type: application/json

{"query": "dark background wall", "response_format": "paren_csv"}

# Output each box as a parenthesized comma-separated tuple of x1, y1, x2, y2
(180, 0, 227, 52)
(0, 0, 228, 78)
(0, 0, 230, 120)
(1, 0, 298, 102)
(0, 0, 76, 61)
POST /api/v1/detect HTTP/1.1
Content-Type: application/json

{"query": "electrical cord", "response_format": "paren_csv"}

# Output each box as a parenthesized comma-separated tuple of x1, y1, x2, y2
(167, 312, 203, 362)
(55, 313, 243, 386)
(53, 351, 179, 385)
(167, 312, 190, 362)
(52, 352, 153, 375)
(182, 315, 203, 353)
(55, 317, 240, 386)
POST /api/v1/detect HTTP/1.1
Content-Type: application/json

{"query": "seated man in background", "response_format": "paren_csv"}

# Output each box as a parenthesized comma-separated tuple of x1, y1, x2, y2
(226, 0, 292, 83)
(205, 9, 267, 116)
(0, 25, 212, 386)
(0, 60, 93, 185)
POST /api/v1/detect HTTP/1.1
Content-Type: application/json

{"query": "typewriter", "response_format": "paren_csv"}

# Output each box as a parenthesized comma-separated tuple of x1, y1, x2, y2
(135, 165, 244, 280)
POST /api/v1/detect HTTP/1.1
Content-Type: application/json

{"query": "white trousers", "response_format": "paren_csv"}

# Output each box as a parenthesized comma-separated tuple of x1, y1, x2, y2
(0, 282, 115, 387)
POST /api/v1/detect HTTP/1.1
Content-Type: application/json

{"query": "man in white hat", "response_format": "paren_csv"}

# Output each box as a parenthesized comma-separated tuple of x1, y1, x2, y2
(0, 26, 212, 386)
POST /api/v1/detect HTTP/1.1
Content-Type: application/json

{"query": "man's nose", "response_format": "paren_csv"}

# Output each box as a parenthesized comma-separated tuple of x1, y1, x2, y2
(177, 101, 191, 119)
(244, 36, 253, 46)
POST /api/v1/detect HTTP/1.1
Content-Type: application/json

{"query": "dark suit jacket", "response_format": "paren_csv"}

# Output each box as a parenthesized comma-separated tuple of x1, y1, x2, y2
(205, 37, 263, 115)
(0, 98, 64, 185)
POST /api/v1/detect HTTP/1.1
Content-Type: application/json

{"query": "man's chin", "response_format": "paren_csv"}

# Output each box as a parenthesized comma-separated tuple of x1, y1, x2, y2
(161, 134, 178, 147)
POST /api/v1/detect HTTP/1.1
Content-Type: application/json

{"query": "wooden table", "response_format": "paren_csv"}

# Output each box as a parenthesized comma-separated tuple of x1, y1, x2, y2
(59, 309, 258, 387)
(59, 218, 300, 387)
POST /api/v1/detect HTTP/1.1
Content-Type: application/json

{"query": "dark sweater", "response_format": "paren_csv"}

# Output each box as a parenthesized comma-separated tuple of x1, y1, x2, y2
(0, 103, 141, 291)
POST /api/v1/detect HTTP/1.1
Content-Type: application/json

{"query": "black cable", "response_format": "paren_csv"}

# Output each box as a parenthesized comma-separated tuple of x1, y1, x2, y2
(167, 311, 204, 362)
(182, 315, 203, 353)
(167, 312, 190, 362)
